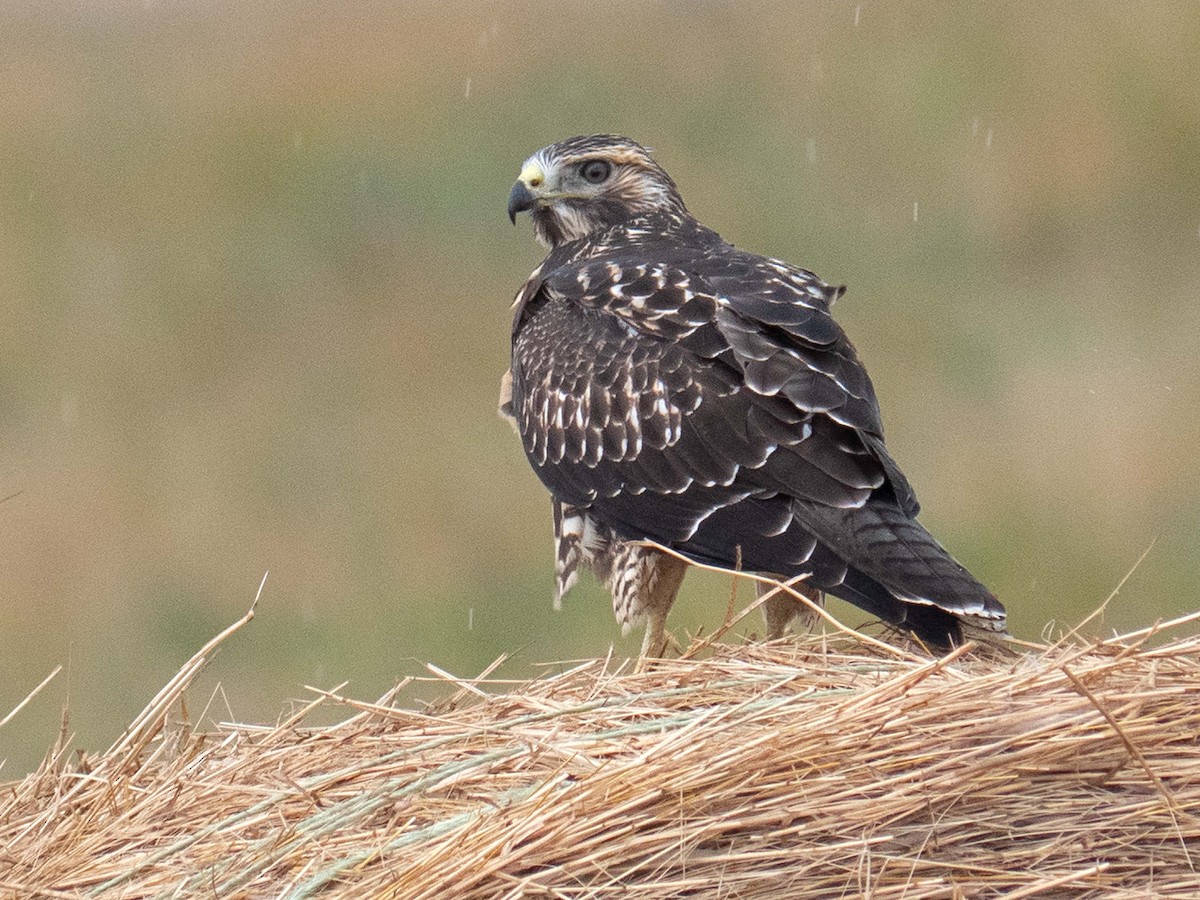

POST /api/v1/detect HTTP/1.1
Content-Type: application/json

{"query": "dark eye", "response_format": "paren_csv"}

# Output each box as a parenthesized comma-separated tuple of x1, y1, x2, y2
(580, 160, 612, 184)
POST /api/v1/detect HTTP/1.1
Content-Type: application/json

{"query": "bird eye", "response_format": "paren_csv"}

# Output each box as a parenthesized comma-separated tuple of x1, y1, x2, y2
(580, 160, 612, 184)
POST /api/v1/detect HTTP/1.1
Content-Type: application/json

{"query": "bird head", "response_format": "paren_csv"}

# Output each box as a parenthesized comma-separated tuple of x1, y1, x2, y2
(507, 135, 687, 248)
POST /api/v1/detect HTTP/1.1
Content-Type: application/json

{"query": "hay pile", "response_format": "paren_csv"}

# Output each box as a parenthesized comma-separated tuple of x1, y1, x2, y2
(3, 608, 1200, 898)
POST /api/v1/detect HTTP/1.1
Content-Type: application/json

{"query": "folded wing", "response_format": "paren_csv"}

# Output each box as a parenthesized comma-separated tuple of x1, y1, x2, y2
(510, 234, 1004, 643)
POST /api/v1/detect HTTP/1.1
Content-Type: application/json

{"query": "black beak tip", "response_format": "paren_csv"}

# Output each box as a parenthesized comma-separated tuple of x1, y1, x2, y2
(507, 181, 535, 224)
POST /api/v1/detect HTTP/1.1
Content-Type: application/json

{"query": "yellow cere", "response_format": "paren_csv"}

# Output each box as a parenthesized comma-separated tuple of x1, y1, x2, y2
(518, 161, 545, 189)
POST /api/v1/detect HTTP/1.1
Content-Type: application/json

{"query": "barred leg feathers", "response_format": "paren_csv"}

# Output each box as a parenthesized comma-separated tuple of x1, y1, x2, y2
(610, 544, 687, 641)
(551, 499, 688, 658)
(551, 499, 584, 610)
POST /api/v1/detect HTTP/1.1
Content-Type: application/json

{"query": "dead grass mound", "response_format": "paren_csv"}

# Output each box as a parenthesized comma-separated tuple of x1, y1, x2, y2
(3, 607, 1200, 898)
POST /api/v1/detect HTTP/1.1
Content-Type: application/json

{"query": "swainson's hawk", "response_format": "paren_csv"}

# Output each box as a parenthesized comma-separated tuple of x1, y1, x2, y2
(501, 135, 1006, 656)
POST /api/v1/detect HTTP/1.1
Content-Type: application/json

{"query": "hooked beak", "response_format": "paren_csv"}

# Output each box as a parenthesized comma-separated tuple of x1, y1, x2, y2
(507, 160, 547, 224)
(507, 181, 535, 224)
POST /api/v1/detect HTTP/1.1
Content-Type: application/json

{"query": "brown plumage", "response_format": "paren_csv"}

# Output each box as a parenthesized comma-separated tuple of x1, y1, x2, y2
(501, 134, 1006, 656)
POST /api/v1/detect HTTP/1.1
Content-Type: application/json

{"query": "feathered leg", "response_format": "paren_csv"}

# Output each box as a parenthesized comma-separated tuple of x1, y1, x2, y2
(554, 504, 691, 665)
(607, 545, 687, 666)
(638, 553, 689, 661)
(759, 578, 824, 639)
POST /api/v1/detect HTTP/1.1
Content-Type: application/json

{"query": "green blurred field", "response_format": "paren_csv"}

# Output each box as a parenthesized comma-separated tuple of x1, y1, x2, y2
(2, 1, 1198, 777)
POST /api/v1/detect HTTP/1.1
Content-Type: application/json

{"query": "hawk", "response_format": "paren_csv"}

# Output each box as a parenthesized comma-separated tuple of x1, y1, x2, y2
(501, 134, 1006, 657)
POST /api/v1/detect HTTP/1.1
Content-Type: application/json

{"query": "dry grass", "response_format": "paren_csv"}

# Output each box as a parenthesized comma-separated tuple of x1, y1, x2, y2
(3, 602, 1200, 899)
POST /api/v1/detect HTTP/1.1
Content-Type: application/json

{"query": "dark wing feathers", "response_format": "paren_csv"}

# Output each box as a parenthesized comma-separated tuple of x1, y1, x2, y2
(863, 432, 920, 517)
(510, 220, 1004, 644)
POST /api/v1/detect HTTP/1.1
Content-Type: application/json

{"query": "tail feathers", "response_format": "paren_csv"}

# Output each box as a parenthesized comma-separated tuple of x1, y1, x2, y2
(833, 568, 974, 648)
(792, 499, 1007, 643)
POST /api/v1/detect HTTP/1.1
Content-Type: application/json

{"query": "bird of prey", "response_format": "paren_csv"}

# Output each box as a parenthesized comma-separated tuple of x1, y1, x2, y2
(501, 134, 1006, 657)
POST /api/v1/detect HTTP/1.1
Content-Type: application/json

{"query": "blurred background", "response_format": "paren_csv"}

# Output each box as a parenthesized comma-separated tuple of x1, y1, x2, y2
(2, 0, 1198, 777)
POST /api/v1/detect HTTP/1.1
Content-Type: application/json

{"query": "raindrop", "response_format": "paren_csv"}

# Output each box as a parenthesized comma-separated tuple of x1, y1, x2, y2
(971, 118, 980, 136)
(468, 607, 474, 631)
(806, 138, 817, 164)
(464, 78, 472, 98)
(854, 4, 861, 26)
(985, 128, 993, 149)
(912, 201, 919, 223)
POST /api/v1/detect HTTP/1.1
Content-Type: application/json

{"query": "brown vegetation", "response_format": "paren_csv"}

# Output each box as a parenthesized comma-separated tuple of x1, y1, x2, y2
(5, 1, 1200, 777)
(3, 602, 1200, 898)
